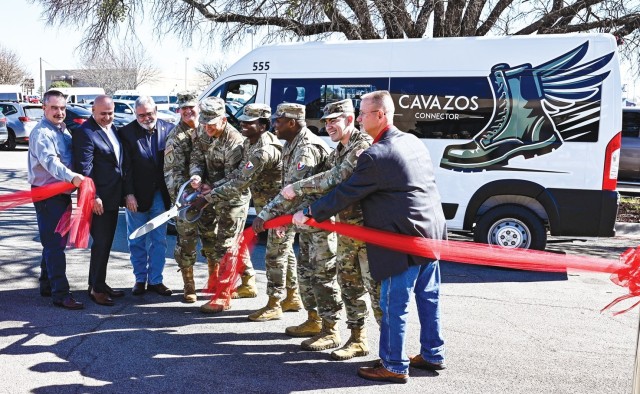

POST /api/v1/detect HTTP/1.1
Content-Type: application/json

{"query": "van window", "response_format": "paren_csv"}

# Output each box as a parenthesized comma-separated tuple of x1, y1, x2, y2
(271, 78, 387, 134)
(622, 110, 640, 138)
(152, 96, 169, 105)
(207, 79, 258, 124)
(0, 93, 20, 101)
(24, 106, 43, 119)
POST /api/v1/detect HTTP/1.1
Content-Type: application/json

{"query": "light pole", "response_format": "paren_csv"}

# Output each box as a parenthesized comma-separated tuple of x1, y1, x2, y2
(246, 28, 256, 51)
(184, 57, 189, 90)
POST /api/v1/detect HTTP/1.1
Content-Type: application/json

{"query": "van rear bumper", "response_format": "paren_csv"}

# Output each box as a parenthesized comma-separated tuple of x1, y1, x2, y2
(546, 188, 618, 237)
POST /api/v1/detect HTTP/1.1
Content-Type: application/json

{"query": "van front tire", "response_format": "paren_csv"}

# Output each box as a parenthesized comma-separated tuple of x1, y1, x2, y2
(0, 129, 16, 151)
(473, 204, 547, 250)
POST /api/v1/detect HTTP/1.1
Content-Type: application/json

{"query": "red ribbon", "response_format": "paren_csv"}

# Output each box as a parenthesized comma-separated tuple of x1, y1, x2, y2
(207, 215, 639, 315)
(0, 178, 96, 248)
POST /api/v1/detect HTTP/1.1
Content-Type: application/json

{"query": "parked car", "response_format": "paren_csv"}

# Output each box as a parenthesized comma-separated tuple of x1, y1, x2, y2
(619, 107, 640, 182)
(0, 111, 8, 147)
(0, 102, 43, 150)
(113, 99, 179, 125)
(64, 105, 92, 134)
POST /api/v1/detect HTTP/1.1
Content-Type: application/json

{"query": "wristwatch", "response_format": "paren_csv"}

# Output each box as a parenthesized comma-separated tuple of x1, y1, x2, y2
(302, 206, 313, 218)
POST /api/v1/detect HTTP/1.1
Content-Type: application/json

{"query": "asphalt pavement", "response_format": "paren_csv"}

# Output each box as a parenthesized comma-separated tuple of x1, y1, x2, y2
(0, 147, 637, 393)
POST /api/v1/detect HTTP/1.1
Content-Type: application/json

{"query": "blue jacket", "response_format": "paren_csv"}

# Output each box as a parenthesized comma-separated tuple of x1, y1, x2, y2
(312, 127, 447, 281)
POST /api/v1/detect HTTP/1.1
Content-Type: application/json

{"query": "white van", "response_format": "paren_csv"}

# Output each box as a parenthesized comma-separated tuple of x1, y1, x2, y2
(200, 33, 622, 250)
(54, 87, 105, 104)
(0, 85, 24, 102)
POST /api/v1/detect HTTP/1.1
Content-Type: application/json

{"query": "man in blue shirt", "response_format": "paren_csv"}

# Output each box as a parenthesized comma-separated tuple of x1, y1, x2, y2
(28, 89, 85, 310)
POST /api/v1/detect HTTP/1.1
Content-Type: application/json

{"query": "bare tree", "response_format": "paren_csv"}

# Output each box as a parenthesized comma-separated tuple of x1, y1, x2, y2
(74, 42, 159, 94)
(195, 60, 228, 84)
(0, 45, 29, 84)
(33, 0, 640, 72)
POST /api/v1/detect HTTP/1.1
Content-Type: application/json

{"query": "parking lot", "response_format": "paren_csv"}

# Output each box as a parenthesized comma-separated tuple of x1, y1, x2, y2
(0, 148, 638, 393)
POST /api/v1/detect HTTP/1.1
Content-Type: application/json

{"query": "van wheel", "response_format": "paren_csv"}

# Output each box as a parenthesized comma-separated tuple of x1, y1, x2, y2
(0, 129, 16, 151)
(473, 204, 546, 250)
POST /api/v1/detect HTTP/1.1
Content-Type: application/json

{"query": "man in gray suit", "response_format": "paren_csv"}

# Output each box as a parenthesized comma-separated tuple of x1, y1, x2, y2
(293, 90, 447, 384)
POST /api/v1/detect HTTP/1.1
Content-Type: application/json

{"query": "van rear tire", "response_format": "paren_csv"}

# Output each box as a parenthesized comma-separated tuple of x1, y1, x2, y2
(473, 204, 547, 250)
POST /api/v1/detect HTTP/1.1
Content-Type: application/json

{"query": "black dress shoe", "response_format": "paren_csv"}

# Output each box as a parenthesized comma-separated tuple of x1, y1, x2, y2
(105, 285, 125, 298)
(147, 283, 172, 296)
(132, 282, 146, 296)
(90, 290, 115, 306)
(53, 295, 84, 310)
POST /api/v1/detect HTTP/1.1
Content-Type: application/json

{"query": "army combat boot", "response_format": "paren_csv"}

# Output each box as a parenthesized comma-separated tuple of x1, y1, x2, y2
(180, 266, 197, 303)
(301, 319, 341, 351)
(331, 326, 369, 360)
(248, 296, 282, 321)
(440, 61, 563, 171)
(232, 274, 258, 299)
(199, 259, 230, 313)
(285, 310, 322, 337)
(281, 287, 303, 312)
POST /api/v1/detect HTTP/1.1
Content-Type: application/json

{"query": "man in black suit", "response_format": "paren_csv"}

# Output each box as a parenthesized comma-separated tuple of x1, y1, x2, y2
(119, 96, 175, 296)
(295, 91, 447, 384)
(73, 95, 125, 306)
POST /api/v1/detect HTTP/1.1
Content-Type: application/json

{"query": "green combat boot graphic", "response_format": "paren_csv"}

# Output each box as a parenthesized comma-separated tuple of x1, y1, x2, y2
(440, 63, 562, 171)
(440, 42, 613, 172)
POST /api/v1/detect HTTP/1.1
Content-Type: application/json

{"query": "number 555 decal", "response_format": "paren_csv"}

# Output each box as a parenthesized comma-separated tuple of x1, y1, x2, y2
(253, 61, 270, 71)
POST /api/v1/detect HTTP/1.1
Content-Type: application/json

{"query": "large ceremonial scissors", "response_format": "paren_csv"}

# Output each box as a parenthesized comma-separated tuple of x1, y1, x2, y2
(128, 181, 203, 240)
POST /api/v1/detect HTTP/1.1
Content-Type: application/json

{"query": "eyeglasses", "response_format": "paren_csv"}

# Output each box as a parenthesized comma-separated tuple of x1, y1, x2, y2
(136, 111, 156, 119)
(358, 109, 382, 117)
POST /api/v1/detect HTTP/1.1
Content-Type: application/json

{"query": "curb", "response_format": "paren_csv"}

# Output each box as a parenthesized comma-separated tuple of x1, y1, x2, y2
(616, 222, 640, 236)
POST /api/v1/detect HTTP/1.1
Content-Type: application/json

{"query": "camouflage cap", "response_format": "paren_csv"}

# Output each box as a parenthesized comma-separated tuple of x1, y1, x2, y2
(272, 103, 305, 120)
(320, 99, 355, 119)
(237, 103, 272, 122)
(177, 91, 198, 108)
(199, 97, 226, 124)
(321, 99, 354, 120)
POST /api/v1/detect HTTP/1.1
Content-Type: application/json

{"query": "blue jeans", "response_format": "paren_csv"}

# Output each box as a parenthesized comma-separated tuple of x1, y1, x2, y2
(380, 261, 445, 375)
(125, 191, 167, 285)
(34, 193, 72, 303)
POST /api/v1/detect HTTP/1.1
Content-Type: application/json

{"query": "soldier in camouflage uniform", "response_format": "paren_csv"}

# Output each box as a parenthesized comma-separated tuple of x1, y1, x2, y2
(163, 91, 202, 303)
(284, 99, 381, 360)
(197, 103, 301, 321)
(252, 103, 343, 351)
(188, 97, 253, 313)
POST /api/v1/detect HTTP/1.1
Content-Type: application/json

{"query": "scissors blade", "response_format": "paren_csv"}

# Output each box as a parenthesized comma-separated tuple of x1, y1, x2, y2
(128, 205, 180, 240)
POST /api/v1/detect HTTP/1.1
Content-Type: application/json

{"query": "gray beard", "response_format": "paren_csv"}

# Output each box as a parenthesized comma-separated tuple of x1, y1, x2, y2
(138, 120, 156, 130)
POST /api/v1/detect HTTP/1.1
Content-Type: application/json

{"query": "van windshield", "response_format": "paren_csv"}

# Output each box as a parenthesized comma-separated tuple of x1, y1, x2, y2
(77, 94, 100, 103)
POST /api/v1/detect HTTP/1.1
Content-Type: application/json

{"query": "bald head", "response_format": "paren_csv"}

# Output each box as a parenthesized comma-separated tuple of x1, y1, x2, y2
(93, 95, 115, 128)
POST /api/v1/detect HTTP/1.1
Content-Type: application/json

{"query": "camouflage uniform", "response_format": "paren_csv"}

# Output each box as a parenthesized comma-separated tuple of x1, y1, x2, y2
(291, 126, 381, 326)
(164, 91, 201, 303)
(206, 122, 298, 301)
(190, 98, 253, 284)
(164, 118, 200, 269)
(258, 105, 342, 328)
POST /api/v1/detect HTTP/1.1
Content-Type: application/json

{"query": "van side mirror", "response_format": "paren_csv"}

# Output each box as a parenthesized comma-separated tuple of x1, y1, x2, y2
(124, 108, 133, 114)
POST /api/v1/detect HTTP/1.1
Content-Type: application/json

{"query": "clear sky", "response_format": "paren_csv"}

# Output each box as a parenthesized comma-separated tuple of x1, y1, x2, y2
(0, 1, 253, 93)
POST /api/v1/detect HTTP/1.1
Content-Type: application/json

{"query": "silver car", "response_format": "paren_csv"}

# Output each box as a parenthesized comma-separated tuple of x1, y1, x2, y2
(619, 107, 640, 182)
(0, 102, 43, 150)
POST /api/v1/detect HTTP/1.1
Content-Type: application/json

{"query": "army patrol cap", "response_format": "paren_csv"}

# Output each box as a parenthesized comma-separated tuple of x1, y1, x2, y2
(321, 99, 354, 120)
(177, 91, 198, 108)
(272, 103, 305, 120)
(237, 103, 272, 122)
(199, 97, 226, 124)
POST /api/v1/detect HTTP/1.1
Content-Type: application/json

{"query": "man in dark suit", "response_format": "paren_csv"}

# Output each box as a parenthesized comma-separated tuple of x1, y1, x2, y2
(119, 96, 175, 296)
(73, 95, 126, 306)
(294, 91, 447, 384)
